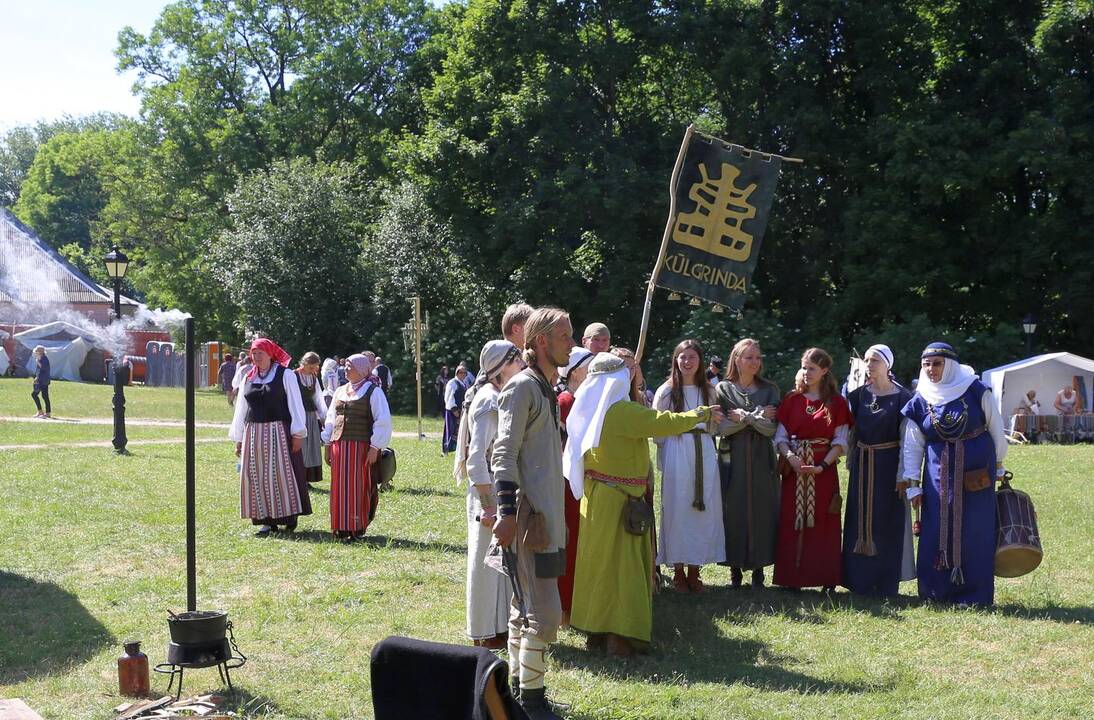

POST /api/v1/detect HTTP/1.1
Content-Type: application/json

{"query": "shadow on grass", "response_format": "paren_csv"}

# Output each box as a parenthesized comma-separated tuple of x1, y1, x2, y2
(719, 585, 918, 623)
(280, 530, 466, 554)
(389, 485, 458, 498)
(147, 681, 282, 718)
(0, 571, 114, 683)
(553, 588, 893, 693)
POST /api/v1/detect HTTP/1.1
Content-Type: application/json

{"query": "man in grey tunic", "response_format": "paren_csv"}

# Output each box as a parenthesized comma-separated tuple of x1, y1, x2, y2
(492, 306, 572, 720)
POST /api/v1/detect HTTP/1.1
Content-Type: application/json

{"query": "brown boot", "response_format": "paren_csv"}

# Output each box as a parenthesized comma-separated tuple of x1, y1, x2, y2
(672, 565, 690, 593)
(606, 633, 634, 658)
(686, 565, 706, 593)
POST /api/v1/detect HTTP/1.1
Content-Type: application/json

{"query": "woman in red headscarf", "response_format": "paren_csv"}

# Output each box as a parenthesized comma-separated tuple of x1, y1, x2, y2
(228, 338, 313, 536)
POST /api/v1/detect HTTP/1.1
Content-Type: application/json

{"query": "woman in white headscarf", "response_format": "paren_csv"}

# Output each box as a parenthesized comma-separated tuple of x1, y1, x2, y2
(842, 344, 915, 597)
(564, 353, 722, 657)
(453, 340, 524, 649)
(900, 342, 1007, 606)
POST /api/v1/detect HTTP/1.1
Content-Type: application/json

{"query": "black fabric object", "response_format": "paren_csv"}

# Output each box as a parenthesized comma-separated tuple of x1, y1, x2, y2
(296, 372, 317, 412)
(244, 365, 292, 423)
(34, 356, 51, 388)
(371, 636, 526, 720)
(375, 364, 391, 393)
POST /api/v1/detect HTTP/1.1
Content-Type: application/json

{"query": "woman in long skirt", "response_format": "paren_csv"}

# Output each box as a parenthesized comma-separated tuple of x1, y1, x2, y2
(901, 342, 1008, 606)
(773, 348, 852, 590)
(322, 354, 393, 540)
(715, 338, 780, 589)
(453, 340, 524, 648)
(557, 347, 594, 625)
(652, 339, 725, 593)
(229, 338, 312, 536)
(842, 344, 915, 597)
(294, 352, 328, 484)
(442, 366, 468, 454)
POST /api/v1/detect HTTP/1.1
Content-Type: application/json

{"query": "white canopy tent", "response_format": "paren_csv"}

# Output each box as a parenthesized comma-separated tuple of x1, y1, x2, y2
(12, 322, 105, 382)
(0, 346, 8, 375)
(982, 352, 1094, 418)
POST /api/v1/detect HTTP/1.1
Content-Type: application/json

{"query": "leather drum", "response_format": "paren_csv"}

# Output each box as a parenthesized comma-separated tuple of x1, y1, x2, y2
(995, 474, 1043, 578)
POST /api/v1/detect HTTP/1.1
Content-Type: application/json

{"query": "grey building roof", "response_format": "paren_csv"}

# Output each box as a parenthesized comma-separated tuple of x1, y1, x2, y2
(0, 208, 137, 306)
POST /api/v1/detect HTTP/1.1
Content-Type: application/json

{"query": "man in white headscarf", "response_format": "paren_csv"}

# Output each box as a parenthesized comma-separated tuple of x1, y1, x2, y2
(900, 342, 1007, 606)
(563, 353, 722, 657)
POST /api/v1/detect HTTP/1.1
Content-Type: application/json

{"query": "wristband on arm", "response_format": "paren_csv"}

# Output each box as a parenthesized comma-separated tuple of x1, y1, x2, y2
(495, 479, 518, 517)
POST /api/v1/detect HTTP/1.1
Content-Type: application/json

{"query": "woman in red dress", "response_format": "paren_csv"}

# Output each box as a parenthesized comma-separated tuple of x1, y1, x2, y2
(773, 348, 852, 590)
(556, 347, 594, 626)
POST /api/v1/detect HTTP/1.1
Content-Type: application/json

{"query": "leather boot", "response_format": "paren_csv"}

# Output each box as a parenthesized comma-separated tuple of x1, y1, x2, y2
(751, 568, 765, 588)
(519, 687, 565, 720)
(730, 566, 743, 588)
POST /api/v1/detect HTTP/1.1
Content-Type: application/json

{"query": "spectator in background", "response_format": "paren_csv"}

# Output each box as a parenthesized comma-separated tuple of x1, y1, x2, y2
(31, 345, 51, 418)
(502, 303, 535, 347)
(218, 353, 237, 404)
(1055, 384, 1078, 430)
(336, 356, 348, 387)
(443, 365, 469, 454)
(434, 365, 450, 417)
(374, 356, 393, 394)
(706, 356, 723, 385)
(230, 350, 251, 405)
(458, 361, 474, 389)
(321, 357, 340, 402)
(582, 323, 611, 354)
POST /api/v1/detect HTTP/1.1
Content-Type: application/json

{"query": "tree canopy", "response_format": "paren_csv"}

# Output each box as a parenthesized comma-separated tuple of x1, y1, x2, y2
(2, 0, 1091, 407)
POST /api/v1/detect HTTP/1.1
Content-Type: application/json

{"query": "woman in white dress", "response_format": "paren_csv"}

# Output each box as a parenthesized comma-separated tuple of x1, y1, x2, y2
(653, 339, 726, 592)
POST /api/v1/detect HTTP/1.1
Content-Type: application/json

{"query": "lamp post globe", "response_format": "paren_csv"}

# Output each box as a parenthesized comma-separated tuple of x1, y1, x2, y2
(104, 245, 130, 454)
(1021, 314, 1037, 357)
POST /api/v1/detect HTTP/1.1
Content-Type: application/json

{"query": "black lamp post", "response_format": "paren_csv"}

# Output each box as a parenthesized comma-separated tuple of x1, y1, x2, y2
(104, 246, 130, 454)
(1022, 314, 1037, 357)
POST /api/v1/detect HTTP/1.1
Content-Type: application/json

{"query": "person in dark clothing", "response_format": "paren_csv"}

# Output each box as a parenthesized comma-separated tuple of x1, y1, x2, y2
(31, 345, 52, 418)
(435, 364, 450, 417)
(374, 357, 393, 394)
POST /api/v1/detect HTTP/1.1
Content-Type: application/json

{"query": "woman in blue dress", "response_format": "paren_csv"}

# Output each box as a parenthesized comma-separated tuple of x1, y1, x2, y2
(842, 344, 915, 597)
(900, 342, 1008, 606)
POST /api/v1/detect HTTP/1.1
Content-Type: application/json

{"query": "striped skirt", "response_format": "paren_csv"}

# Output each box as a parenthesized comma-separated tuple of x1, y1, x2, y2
(330, 439, 378, 532)
(240, 421, 304, 521)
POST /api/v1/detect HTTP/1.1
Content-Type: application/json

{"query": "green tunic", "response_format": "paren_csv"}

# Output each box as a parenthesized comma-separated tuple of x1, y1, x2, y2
(715, 380, 781, 570)
(570, 400, 705, 643)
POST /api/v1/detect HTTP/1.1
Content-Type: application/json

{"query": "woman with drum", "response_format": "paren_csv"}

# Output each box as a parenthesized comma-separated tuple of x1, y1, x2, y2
(842, 345, 915, 597)
(900, 342, 1008, 606)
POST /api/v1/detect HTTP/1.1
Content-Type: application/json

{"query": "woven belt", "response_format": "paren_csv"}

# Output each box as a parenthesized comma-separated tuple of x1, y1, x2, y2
(853, 440, 900, 557)
(685, 429, 708, 511)
(937, 425, 986, 585)
(587, 469, 648, 489)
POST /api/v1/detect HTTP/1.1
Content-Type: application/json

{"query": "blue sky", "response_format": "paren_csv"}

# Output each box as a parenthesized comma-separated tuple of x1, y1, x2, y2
(0, 0, 166, 131)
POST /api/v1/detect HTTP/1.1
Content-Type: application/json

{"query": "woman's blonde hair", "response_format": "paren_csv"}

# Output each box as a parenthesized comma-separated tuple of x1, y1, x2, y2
(522, 307, 569, 366)
(724, 338, 774, 388)
(300, 351, 321, 367)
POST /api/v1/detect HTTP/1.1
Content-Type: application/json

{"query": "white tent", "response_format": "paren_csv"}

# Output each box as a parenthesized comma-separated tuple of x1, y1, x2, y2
(982, 352, 1094, 418)
(12, 321, 105, 382)
(0, 346, 8, 375)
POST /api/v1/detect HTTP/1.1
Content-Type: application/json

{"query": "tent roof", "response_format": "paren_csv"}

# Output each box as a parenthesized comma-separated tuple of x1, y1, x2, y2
(983, 352, 1094, 380)
(13, 320, 107, 347)
(0, 208, 138, 306)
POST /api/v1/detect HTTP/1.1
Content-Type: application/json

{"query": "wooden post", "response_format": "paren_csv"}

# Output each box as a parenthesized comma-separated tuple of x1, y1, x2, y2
(415, 296, 424, 440)
(635, 124, 695, 364)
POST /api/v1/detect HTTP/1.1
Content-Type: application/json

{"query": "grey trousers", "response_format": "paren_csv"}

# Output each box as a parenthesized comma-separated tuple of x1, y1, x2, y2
(507, 502, 563, 643)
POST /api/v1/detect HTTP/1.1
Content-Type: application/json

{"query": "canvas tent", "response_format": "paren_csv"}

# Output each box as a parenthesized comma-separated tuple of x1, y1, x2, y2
(11, 321, 109, 382)
(982, 352, 1094, 418)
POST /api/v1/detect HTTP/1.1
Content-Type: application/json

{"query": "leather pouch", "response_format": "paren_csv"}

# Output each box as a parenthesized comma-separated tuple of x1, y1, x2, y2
(963, 467, 991, 492)
(522, 509, 550, 552)
(829, 491, 843, 515)
(623, 495, 655, 535)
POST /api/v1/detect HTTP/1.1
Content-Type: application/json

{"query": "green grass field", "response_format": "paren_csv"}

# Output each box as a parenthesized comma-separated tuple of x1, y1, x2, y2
(1, 380, 1091, 719)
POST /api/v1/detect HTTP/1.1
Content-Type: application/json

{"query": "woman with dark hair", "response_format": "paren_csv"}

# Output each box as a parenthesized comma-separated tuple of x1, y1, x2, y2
(229, 338, 312, 536)
(294, 351, 328, 484)
(652, 340, 725, 593)
(901, 342, 1007, 606)
(715, 338, 780, 589)
(772, 348, 852, 590)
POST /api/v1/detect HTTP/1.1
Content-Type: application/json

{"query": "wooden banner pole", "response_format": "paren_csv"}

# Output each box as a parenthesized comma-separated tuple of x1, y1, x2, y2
(635, 124, 695, 365)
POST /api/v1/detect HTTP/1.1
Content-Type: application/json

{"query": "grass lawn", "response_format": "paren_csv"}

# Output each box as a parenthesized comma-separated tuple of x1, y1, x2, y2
(1, 382, 1091, 719)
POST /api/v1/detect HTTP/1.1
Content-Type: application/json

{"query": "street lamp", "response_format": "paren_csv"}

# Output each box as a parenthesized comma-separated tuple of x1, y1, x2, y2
(104, 245, 130, 454)
(1022, 314, 1037, 357)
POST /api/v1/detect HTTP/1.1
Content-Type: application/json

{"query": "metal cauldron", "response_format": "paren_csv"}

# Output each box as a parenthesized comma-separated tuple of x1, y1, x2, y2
(167, 610, 227, 646)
